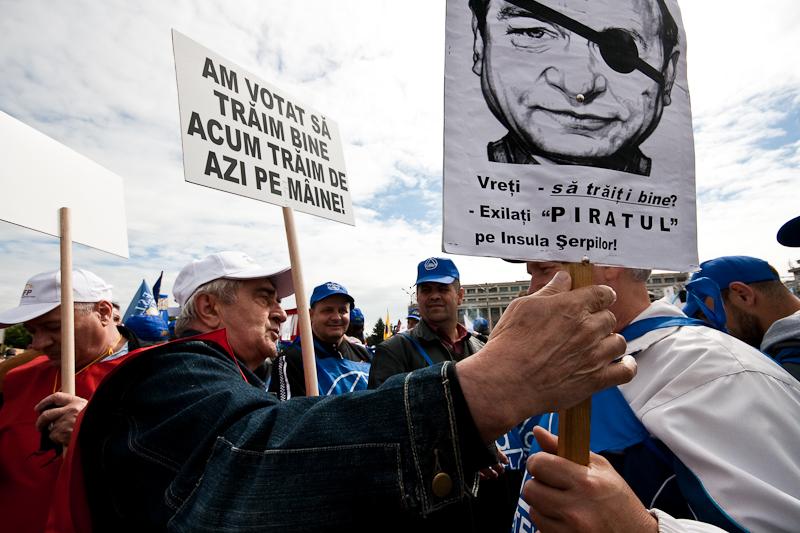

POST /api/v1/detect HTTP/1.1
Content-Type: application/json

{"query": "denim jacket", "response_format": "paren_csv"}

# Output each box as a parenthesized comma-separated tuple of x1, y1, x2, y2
(78, 330, 495, 532)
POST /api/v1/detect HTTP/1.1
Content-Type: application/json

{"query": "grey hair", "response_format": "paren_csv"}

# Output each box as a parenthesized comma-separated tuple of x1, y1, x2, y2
(174, 278, 242, 336)
(629, 268, 652, 282)
(74, 302, 98, 314)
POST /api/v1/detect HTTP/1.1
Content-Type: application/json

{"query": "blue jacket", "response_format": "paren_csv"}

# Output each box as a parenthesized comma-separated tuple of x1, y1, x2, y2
(77, 330, 496, 532)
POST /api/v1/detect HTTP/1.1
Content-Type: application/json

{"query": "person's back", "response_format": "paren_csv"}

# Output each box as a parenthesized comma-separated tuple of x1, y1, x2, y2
(514, 263, 800, 532)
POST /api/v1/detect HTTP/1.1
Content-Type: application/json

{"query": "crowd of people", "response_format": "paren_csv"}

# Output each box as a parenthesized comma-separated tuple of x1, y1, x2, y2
(0, 215, 799, 532)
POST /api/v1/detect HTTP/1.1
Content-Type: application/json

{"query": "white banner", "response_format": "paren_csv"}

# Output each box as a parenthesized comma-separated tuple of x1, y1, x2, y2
(443, 0, 697, 270)
(172, 30, 354, 225)
(0, 111, 129, 258)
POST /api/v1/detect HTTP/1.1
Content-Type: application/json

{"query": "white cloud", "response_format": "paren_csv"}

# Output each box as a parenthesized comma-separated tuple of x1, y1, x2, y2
(1, 0, 800, 332)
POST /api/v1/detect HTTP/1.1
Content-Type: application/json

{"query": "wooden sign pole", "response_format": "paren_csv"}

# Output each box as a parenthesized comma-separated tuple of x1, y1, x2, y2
(59, 207, 76, 395)
(282, 207, 319, 397)
(557, 259, 593, 466)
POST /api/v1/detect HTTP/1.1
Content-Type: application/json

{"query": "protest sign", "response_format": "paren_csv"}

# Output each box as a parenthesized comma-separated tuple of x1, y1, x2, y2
(172, 30, 357, 395)
(443, 0, 696, 465)
(0, 111, 129, 258)
(443, 0, 697, 272)
(172, 30, 354, 225)
(0, 111, 129, 393)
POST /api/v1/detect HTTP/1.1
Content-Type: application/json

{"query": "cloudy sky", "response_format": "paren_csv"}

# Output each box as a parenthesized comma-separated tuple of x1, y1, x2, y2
(1, 0, 799, 329)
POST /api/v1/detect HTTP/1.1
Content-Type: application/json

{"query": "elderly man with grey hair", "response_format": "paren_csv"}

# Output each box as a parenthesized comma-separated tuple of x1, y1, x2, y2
(0, 268, 140, 533)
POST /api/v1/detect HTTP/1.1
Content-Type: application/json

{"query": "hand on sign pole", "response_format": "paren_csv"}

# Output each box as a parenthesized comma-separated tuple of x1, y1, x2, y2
(523, 427, 658, 533)
(34, 392, 88, 447)
(456, 271, 634, 443)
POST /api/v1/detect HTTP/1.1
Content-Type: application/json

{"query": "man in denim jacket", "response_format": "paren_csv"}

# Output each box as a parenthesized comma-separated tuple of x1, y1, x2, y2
(63, 251, 633, 532)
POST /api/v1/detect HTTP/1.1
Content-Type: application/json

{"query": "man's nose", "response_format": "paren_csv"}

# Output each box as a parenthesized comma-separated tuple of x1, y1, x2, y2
(270, 304, 288, 324)
(545, 44, 607, 101)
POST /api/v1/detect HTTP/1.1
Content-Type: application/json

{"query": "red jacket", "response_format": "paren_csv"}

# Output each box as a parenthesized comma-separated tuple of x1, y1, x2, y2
(0, 354, 130, 533)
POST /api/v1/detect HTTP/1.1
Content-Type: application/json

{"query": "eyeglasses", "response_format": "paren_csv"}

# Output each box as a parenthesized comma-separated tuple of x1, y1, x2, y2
(502, 0, 666, 86)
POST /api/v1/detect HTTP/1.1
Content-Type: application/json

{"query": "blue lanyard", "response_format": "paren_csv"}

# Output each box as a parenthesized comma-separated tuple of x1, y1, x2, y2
(620, 316, 708, 342)
(401, 333, 435, 366)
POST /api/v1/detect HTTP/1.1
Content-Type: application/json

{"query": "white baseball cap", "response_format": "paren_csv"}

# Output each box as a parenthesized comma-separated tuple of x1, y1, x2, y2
(0, 269, 113, 328)
(173, 251, 294, 305)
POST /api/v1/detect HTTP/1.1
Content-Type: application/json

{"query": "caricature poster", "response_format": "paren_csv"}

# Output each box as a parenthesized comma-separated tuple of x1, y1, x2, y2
(443, 0, 697, 270)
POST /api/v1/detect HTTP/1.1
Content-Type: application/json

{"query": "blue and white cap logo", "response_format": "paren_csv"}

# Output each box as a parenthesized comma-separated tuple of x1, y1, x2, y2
(424, 258, 438, 271)
(326, 282, 342, 291)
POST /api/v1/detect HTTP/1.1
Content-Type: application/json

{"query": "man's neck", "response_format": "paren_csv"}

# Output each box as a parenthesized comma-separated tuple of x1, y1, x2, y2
(426, 320, 460, 343)
(314, 333, 343, 347)
(611, 290, 652, 333)
(76, 325, 123, 369)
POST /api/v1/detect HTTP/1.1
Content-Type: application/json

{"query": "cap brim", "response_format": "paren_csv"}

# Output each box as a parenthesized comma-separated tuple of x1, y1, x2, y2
(225, 266, 294, 299)
(777, 215, 800, 247)
(416, 275, 457, 285)
(0, 302, 60, 328)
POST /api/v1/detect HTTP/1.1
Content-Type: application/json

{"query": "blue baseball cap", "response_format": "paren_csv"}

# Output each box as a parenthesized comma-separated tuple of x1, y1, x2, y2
(310, 281, 354, 307)
(415, 257, 460, 285)
(691, 256, 778, 290)
(406, 309, 420, 321)
(349, 307, 365, 325)
(778, 215, 800, 247)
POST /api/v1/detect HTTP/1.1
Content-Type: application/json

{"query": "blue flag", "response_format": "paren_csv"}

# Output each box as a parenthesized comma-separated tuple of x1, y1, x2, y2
(123, 279, 169, 342)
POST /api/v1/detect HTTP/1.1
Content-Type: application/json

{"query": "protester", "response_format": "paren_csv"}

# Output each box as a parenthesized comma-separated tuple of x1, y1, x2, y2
(369, 258, 484, 388)
(472, 317, 490, 343)
(406, 308, 420, 330)
(270, 281, 371, 398)
(368, 257, 519, 531)
(469, 0, 679, 176)
(0, 269, 140, 533)
(685, 256, 800, 379)
(346, 306, 367, 344)
(514, 261, 800, 532)
(49, 250, 632, 532)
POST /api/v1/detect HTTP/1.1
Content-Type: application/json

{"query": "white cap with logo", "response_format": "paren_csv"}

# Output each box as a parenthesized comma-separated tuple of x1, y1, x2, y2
(0, 269, 113, 328)
(173, 251, 294, 306)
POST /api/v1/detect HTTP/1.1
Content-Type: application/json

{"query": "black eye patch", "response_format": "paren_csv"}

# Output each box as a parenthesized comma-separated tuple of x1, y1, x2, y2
(502, 0, 665, 85)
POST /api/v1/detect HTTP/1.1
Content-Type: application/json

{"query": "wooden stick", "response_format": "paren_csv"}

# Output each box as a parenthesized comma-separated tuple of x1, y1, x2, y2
(282, 207, 319, 396)
(59, 208, 76, 395)
(557, 260, 593, 466)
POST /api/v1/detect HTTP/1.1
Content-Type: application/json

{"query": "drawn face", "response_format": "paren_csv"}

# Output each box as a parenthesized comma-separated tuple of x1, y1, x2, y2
(474, 0, 676, 160)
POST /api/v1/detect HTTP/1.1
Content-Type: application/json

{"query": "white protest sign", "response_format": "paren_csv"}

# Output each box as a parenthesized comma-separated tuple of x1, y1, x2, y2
(172, 30, 354, 225)
(443, 0, 697, 271)
(0, 111, 129, 258)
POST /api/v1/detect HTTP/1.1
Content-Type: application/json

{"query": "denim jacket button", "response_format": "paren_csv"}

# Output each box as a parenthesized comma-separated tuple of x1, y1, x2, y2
(432, 472, 453, 498)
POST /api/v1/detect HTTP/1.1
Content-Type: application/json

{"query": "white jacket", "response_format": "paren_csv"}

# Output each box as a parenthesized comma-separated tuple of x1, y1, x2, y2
(622, 301, 800, 532)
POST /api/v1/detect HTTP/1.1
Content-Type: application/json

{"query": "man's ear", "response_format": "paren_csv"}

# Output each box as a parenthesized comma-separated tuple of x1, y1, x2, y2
(95, 300, 114, 326)
(457, 285, 465, 305)
(472, 14, 485, 77)
(194, 293, 223, 329)
(661, 50, 679, 106)
(727, 282, 757, 309)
